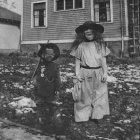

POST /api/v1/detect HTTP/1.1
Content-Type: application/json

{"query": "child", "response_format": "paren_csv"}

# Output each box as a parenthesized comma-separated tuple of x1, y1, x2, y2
(33, 43, 61, 107)
(70, 21, 110, 123)
(32, 43, 70, 134)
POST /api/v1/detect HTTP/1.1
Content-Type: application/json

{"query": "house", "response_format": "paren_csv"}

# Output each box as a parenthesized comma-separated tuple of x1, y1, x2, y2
(21, 0, 140, 57)
(0, 6, 21, 53)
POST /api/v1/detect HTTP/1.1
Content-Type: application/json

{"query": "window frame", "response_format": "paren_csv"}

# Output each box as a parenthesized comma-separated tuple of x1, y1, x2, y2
(91, 0, 113, 23)
(31, 1, 48, 28)
(54, 0, 85, 12)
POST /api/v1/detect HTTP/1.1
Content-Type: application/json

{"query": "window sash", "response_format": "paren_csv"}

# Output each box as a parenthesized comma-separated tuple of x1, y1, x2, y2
(94, 0, 110, 3)
(66, 0, 73, 10)
(56, 0, 64, 10)
(75, 0, 83, 8)
(33, 3, 46, 27)
(94, 0, 111, 22)
(55, 0, 83, 11)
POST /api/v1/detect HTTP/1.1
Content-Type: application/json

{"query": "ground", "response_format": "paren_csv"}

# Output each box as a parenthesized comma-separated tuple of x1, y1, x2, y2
(0, 52, 140, 140)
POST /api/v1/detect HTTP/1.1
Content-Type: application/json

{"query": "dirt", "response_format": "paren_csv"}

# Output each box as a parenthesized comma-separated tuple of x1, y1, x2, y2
(0, 53, 140, 140)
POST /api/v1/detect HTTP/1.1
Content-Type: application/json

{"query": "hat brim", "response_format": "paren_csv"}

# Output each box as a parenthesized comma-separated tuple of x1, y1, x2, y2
(38, 43, 60, 61)
(75, 23, 104, 34)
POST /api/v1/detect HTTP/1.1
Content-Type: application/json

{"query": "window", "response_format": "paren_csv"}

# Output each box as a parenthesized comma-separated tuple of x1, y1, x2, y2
(75, 0, 83, 9)
(56, 0, 64, 10)
(33, 2, 46, 27)
(55, 0, 84, 11)
(66, 0, 73, 10)
(94, 0, 112, 22)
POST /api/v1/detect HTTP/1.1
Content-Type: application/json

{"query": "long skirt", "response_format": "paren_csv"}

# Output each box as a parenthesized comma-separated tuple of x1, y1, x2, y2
(74, 68, 110, 122)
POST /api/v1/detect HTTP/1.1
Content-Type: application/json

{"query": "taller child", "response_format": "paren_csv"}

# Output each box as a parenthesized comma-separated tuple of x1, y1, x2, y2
(71, 21, 110, 122)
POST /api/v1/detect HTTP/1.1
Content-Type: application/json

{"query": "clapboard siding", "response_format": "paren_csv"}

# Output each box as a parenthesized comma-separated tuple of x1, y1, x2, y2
(103, 0, 121, 38)
(22, 0, 90, 41)
(22, 0, 127, 42)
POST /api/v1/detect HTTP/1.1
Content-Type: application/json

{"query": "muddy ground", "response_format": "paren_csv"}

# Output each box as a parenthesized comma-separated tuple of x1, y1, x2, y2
(0, 52, 140, 140)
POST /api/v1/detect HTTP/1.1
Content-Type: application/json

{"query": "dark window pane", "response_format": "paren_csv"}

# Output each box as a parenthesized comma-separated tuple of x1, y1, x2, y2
(33, 2, 46, 27)
(128, 0, 133, 4)
(135, 32, 139, 38)
(134, 26, 139, 32)
(129, 32, 133, 38)
(94, 0, 111, 22)
(134, 5, 139, 11)
(99, 2, 107, 22)
(75, 0, 82, 8)
(135, 39, 139, 45)
(56, 0, 64, 10)
(66, 0, 73, 9)
(34, 2, 45, 10)
(95, 0, 110, 3)
(39, 10, 45, 26)
(34, 10, 45, 27)
(129, 40, 134, 45)
(134, 0, 139, 5)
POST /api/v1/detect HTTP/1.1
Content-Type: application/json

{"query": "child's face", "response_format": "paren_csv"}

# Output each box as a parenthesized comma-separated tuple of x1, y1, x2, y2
(84, 29, 94, 41)
(42, 48, 55, 62)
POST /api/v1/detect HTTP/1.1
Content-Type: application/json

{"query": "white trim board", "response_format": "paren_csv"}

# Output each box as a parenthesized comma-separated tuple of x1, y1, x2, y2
(104, 37, 129, 41)
(21, 37, 130, 45)
(124, 0, 129, 36)
(21, 0, 23, 42)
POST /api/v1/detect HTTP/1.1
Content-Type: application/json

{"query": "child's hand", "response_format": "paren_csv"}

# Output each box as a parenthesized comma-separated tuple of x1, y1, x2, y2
(51, 91, 62, 106)
(101, 73, 107, 83)
(75, 74, 83, 82)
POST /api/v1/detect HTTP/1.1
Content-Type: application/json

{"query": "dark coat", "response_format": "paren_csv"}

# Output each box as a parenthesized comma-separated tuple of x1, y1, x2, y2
(35, 61, 61, 101)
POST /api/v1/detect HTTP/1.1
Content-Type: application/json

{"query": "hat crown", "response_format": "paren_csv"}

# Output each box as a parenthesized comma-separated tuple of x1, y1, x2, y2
(83, 21, 96, 30)
(83, 21, 95, 26)
(75, 21, 104, 34)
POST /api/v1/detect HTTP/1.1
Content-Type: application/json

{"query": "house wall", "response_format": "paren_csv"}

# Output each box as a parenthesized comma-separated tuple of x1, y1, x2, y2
(22, 0, 91, 42)
(0, 24, 20, 52)
(22, 0, 129, 57)
(22, 0, 126, 42)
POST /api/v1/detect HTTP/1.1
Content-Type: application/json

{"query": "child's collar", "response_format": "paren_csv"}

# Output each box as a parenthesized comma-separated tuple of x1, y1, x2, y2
(84, 38, 95, 42)
(41, 59, 53, 65)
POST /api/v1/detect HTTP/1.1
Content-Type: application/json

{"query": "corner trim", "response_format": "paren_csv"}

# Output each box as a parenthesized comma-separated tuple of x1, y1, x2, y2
(124, 0, 129, 36)
(21, 0, 23, 42)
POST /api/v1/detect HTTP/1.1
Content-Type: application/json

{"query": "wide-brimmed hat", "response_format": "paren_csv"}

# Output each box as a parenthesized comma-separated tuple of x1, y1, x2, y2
(38, 43, 60, 61)
(75, 21, 104, 34)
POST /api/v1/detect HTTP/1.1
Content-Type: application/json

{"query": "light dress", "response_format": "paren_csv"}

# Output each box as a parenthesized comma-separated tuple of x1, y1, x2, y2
(71, 41, 110, 122)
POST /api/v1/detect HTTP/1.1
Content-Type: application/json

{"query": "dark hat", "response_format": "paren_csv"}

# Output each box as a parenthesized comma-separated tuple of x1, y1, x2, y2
(38, 43, 60, 61)
(75, 21, 104, 34)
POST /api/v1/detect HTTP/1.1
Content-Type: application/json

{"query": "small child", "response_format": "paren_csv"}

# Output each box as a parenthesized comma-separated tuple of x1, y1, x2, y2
(33, 43, 61, 108)
(32, 44, 69, 134)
